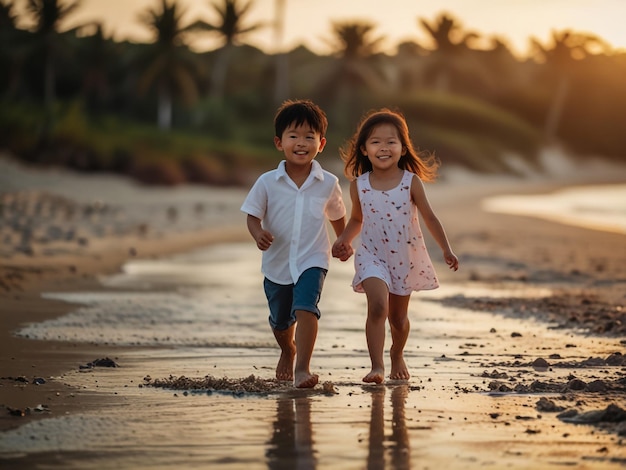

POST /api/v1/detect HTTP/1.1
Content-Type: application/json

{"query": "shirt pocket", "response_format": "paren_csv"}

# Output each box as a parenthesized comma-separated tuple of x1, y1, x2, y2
(309, 197, 327, 219)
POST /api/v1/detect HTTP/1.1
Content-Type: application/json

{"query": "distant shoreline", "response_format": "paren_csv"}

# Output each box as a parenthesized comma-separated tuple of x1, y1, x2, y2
(482, 182, 626, 235)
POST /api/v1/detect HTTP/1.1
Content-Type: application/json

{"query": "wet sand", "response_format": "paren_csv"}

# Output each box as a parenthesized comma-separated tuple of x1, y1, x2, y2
(1, 153, 626, 469)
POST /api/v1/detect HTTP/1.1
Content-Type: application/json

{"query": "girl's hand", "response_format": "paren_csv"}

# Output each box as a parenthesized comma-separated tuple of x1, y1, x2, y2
(255, 230, 274, 251)
(444, 250, 459, 271)
(332, 239, 353, 262)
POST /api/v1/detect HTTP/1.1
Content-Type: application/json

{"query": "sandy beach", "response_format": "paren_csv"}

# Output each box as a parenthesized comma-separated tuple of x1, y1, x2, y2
(1, 151, 626, 469)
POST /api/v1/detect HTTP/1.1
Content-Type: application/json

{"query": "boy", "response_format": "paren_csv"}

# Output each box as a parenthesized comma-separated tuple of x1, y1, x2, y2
(241, 99, 349, 388)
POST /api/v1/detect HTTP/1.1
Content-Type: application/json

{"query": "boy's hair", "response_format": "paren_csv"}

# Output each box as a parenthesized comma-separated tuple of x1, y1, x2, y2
(274, 99, 328, 138)
(340, 108, 439, 182)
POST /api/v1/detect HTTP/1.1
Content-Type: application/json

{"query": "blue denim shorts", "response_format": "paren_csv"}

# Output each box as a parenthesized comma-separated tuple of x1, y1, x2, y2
(263, 267, 328, 331)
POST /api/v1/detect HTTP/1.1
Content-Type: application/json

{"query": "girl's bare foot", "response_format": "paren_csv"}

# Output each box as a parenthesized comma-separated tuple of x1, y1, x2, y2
(294, 371, 319, 388)
(276, 348, 295, 381)
(389, 354, 410, 380)
(363, 368, 385, 384)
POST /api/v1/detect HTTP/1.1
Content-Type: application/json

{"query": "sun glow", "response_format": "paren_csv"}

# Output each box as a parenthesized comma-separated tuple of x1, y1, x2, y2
(15, 0, 626, 57)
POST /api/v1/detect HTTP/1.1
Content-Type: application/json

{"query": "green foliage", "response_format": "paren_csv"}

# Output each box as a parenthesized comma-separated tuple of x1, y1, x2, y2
(2, 1, 626, 185)
(0, 100, 276, 185)
(400, 92, 542, 163)
(410, 124, 526, 174)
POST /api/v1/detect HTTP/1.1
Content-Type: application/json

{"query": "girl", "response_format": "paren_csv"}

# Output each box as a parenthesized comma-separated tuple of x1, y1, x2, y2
(332, 108, 459, 384)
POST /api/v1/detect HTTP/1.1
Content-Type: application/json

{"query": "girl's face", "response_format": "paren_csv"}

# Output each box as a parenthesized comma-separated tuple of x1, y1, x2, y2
(360, 123, 406, 171)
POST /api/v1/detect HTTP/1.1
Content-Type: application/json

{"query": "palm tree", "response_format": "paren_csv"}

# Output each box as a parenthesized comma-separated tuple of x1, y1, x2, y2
(418, 13, 479, 91)
(317, 21, 386, 127)
(531, 30, 608, 141)
(272, 0, 287, 104)
(195, 0, 264, 104)
(137, 0, 207, 129)
(419, 13, 478, 54)
(0, 0, 27, 98)
(25, 0, 81, 111)
(76, 23, 117, 112)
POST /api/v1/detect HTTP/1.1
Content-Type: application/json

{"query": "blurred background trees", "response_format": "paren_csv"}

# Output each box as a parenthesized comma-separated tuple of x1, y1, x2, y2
(1, 0, 625, 185)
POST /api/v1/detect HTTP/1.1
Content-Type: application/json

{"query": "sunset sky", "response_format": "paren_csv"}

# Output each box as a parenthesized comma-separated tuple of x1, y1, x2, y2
(18, 0, 626, 56)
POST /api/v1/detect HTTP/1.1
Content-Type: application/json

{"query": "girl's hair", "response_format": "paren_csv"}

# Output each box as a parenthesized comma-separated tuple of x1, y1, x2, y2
(340, 108, 439, 182)
(274, 99, 328, 138)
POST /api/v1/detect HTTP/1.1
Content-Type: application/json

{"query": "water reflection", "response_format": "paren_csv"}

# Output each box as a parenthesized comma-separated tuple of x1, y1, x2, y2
(367, 385, 411, 470)
(265, 385, 411, 470)
(266, 396, 317, 470)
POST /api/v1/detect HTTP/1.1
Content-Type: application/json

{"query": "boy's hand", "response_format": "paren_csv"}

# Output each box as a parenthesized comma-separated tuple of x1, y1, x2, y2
(332, 239, 353, 262)
(255, 230, 274, 251)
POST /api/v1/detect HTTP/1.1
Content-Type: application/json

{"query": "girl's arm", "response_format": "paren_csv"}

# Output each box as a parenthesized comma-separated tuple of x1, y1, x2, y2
(332, 180, 362, 261)
(410, 175, 459, 271)
(246, 214, 274, 251)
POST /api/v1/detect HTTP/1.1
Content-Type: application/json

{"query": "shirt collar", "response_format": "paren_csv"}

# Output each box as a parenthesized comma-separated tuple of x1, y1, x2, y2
(276, 160, 324, 182)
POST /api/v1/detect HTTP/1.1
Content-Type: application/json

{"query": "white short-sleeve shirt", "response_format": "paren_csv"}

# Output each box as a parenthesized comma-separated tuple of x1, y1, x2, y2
(241, 160, 346, 285)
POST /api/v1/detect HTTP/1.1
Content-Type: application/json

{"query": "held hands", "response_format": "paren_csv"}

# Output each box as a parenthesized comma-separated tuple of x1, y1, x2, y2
(444, 250, 459, 271)
(254, 230, 274, 251)
(332, 238, 353, 262)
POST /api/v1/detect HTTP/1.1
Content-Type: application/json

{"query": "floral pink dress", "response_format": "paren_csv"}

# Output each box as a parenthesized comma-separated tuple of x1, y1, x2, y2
(352, 170, 439, 295)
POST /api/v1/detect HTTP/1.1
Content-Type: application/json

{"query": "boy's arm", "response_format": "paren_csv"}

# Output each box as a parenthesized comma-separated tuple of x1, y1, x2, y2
(329, 217, 346, 238)
(332, 181, 362, 260)
(246, 214, 274, 251)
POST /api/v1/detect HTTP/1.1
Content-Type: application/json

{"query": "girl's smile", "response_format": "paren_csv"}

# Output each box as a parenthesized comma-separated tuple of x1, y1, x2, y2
(361, 123, 406, 170)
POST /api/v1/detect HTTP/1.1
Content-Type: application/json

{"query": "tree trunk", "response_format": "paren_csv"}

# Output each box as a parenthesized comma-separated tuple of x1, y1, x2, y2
(544, 76, 570, 142)
(158, 87, 172, 130)
(44, 51, 55, 112)
(210, 45, 232, 103)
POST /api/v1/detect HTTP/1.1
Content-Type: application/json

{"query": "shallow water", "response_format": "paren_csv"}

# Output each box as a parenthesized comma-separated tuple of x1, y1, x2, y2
(3, 243, 626, 469)
(482, 183, 626, 235)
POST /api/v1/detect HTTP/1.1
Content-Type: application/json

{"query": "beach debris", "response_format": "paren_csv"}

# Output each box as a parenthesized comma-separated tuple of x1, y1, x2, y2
(145, 374, 291, 394)
(486, 375, 626, 394)
(5, 404, 50, 417)
(566, 378, 587, 391)
(6, 407, 25, 417)
(482, 353, 626, 369)
(143, 374, 339, 396)
(435, 293, 626, 336)
(79, 357, 120, 370)
(558, 404, 626, 425)
(322, 381, 339, 395)
(32, 377, 46, 385)
(536, 397, 565, 412)
(606, 352, 625, 365)
(531, 358, 550, 369)
(481, 369, 509, 379)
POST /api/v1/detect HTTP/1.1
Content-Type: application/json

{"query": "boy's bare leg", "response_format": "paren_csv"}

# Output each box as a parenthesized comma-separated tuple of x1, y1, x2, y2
(388, 294, 411, 380)
(273, 324, 296, 381)
(362, 278, 389, 384)
(294, 310, 319, 388)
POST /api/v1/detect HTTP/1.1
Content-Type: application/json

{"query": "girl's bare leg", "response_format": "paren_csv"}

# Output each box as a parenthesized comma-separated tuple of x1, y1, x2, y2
(362, 278, 389, 384)
(294, 310, 319, 388)
(388, 294, 411, 380)
(272, 324, 296, 381)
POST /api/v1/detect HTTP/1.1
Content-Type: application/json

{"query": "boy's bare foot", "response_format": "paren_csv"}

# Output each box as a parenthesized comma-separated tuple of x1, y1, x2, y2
(294, 371, 319, 388)
(389, 355, 410, 380)
(363, 368, 385, 384)
(276, 349, 295, 381)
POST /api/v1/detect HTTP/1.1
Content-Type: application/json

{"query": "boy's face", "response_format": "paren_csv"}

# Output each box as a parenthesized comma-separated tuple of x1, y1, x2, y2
(274, 123, 326, 168)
